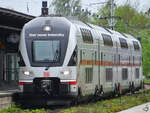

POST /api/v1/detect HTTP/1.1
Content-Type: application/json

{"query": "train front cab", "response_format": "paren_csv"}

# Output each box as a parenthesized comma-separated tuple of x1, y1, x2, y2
(18, 17, 79, 101)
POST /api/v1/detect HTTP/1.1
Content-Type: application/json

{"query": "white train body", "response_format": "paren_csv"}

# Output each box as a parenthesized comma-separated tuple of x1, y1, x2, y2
(18, 17, 142, 100)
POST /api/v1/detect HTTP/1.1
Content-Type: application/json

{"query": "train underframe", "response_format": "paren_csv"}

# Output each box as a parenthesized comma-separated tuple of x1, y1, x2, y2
(15, 77, 78, 106)
(15, 77, 144, 106)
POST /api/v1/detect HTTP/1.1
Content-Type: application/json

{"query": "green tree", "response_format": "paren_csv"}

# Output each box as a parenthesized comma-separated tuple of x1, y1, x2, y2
(139, 30, 150, 76)
(115, 5, 149, 33)
(92, 1, 111, 26)
(51, 0, 82, 17)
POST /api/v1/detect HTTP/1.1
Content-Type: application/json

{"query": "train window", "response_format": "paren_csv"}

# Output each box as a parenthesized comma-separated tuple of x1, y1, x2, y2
(133, 41, 140, 50)
(119, 54, 120, 64)
(135, 68, 140, 79)
(101, 52, 103, 64)
(122, 68, 128, 80)
(80, 28, 93, 43)
(119, 38, 128, 49)
(68, 48, 77, 66)
(102, 34, 113, 46)
(85, 68, 93, 83)
(33, 40, 60, 62)
(80, 50, 82, 61)
(106, 68, 113, 82)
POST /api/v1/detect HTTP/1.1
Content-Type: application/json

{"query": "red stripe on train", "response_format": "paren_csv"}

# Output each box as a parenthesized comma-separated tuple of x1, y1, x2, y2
(19, 82, 24, 86)
(19, 82, 33, 86)
(19, 81, 77, 85)
(61, 81, 77, 85)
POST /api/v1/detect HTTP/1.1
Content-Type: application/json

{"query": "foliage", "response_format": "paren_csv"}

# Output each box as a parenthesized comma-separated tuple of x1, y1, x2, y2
(139, 30, 150, 76)
(51, 0, 71, 16)
(144, 78, 150, 83)
(51, 0, 81, 17)
(92, 1, 111, 26)
(0, 104, 49, 113)
(115, 5, 149, 33)
(50, 0, 90, 22)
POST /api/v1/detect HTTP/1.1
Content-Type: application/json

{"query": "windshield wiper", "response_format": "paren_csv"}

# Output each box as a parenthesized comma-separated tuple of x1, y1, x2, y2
(45, 50, 59, 71)
(53, 50, 59, 61)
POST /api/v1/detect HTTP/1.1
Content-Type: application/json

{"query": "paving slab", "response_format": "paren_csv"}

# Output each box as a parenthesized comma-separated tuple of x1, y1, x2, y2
(118, 102, 150, 113)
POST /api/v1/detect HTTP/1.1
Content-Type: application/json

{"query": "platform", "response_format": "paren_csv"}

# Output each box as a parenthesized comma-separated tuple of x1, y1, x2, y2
(0, 92, 12, 111)
(118, 102, 150, 113)
(0, 89, 19, 111)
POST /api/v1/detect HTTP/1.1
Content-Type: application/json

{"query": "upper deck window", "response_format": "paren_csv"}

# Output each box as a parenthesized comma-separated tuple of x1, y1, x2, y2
(80, 28, 93, 43)
(133, 41, 140, 51)
(119, 38, 128, 49)
(102, 34, 113, 46)
(33, 40, 60, 62)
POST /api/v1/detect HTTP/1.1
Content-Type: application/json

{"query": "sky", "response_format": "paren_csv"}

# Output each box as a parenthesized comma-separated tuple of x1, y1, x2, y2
(0, 0, 149, 16)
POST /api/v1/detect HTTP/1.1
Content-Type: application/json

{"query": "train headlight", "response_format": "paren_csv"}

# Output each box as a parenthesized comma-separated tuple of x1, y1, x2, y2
(23, 71, 30, 76)
(61, 70, 71, 75)
(43, 26, 51, 31)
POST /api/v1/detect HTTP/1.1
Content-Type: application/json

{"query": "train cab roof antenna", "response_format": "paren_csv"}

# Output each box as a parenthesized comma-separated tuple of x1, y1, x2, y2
(41, 1, 48, 16)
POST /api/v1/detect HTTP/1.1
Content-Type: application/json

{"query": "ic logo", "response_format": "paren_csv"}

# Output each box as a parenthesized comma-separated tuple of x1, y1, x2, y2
(44, 72, 50, 77)
(143, 104, 149, 112)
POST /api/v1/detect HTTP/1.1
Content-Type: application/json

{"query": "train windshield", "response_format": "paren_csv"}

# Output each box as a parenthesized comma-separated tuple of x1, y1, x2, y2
(33, 40, 60, 62)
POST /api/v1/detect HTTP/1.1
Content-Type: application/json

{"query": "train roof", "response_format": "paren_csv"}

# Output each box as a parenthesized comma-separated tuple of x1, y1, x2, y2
(24, 16, 140, 44)
(70, 19, 138, 42)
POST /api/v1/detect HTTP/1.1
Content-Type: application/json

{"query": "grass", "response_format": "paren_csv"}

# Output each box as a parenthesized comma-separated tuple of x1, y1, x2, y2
(60, 91, 150, 113)
(1, 90, 150, 113)
(0, 104, 50, 113)
(144, 78, 150, 83)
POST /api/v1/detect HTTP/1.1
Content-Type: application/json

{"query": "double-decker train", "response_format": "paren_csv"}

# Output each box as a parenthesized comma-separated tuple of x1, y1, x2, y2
(18, 16, 143, 105)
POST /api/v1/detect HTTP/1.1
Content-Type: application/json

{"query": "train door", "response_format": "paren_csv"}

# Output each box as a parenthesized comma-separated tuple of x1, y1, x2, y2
(104, 50, 114, 93)
(0, 50, 5, 84)
(78, 46, 95, 96)
(121, 54, 129, 89)
(4, 53, 19, 86)
(78, 48, 86, 96)
(84, 48, 94, 95)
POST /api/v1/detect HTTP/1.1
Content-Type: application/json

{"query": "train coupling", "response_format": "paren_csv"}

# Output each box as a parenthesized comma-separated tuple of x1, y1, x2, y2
(40, 79, 53, 95)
